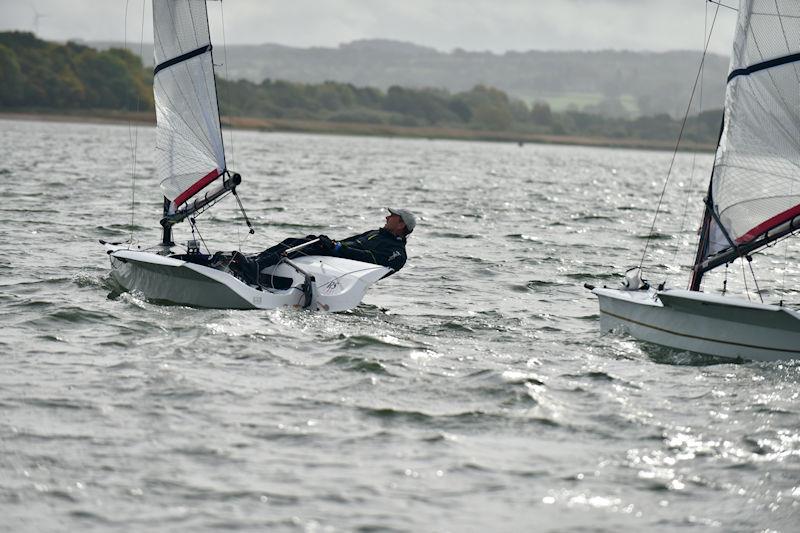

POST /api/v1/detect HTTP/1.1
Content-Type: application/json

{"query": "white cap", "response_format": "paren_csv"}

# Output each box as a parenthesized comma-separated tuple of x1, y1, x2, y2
(388, 208, 417, 233)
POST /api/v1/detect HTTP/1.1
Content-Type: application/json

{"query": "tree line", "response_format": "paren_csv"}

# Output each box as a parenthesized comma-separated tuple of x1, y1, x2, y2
(0, 32, 720, 146)
(0, 32, 152, 110)
(217, 78, 720, 144)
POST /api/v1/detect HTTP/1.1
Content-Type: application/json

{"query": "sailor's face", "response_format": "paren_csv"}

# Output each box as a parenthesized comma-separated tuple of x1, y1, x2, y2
(384, 213, 406, 235)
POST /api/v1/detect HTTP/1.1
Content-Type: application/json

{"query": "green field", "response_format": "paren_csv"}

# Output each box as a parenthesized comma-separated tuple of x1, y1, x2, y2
(521, 92, 640, 116)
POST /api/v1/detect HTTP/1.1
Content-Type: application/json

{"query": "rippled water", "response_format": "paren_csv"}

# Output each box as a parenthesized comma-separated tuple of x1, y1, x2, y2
(1, 117, 798, 532)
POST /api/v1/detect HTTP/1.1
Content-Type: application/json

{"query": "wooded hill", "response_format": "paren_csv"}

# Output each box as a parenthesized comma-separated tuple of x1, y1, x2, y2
(0, 32, 152, 110)
(88, 38, 730, 119)
(0, 32, 721, 147)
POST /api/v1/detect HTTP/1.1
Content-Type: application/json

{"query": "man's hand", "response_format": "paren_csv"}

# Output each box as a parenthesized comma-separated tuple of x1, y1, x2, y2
(318, 235, 336, 251)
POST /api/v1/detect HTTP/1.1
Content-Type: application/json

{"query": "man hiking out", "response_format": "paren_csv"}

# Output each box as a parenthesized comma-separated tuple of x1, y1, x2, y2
(231, 208, 416, 285)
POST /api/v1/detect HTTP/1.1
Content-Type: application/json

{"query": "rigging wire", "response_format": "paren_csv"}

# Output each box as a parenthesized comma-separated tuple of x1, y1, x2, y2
(217, 0, 252, 251)
(124, 0, 135, 243)
(747, 256, 764, 303)
(124, 0, 146, 246)
(669, 0, 710, 289)
(707, 0, 738, 12)
(638, 2, 722, 273)
(124, 1, 130, 215)
(740, 260, 751, 301)
(219, 1, 235, 171)
(781, 238, 790, 297)
(190, 217, 211, 255)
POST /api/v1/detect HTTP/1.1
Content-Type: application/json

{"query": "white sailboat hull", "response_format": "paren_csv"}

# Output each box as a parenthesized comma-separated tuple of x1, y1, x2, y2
(104, 2, 396, 313)
(107, 246, 391, 312)
(592, 287, 800, 362)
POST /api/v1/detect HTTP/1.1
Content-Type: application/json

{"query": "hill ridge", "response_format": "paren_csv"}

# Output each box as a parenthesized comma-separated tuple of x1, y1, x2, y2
(84, 38, 728, 118)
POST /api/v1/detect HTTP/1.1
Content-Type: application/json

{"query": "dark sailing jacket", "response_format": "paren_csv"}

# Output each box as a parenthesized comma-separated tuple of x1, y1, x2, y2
(334, 228, 407, 273)
(238, 228, 408, 286)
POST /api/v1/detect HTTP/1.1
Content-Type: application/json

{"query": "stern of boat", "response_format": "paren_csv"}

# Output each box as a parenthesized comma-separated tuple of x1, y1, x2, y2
(270, 256, 392, 312)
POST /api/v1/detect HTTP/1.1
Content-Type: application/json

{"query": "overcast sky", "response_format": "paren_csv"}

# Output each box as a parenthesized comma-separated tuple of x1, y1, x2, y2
(1, 0, 738, 55)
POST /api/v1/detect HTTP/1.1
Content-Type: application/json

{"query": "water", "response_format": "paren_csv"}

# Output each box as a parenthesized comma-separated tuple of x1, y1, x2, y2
(1, 117, 798, 532)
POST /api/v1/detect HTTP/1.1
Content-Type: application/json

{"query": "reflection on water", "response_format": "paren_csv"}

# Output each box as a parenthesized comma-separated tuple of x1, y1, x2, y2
(0, 117, 798, 531)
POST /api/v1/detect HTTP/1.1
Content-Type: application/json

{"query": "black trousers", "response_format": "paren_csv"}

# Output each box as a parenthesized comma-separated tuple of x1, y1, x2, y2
(255, 237, 329, 266)
(235, 237, 328, 286)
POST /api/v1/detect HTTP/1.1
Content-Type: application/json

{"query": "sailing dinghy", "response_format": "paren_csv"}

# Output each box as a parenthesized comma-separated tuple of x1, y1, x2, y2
(103, 0, 391, 311)
(590, 0, 800, 362)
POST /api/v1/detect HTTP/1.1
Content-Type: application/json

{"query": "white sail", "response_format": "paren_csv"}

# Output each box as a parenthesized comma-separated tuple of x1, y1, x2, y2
(153, 0, 226, 207)
(702, 0, 800, 259)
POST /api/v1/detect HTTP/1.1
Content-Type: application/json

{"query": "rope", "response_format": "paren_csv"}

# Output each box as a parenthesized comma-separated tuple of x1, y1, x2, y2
(638, 2, 721, 273)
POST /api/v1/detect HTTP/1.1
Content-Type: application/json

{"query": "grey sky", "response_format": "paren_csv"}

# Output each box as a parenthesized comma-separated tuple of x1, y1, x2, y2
(1, 0, 738, 55)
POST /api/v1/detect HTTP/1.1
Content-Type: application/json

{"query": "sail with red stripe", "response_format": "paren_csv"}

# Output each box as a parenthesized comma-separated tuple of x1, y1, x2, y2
(153, 0, 225, 206)
(696, 0, 800, 270)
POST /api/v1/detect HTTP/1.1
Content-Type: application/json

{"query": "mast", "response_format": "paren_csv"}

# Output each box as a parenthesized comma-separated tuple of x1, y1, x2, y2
(161, 197, 173, 245)
(690, 193, 713, 291)
(690, 115, 727, 291)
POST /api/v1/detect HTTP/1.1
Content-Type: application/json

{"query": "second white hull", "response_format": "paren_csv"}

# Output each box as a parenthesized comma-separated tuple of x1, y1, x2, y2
(592, 287, 800, 362)
(107, 246, 391, 312)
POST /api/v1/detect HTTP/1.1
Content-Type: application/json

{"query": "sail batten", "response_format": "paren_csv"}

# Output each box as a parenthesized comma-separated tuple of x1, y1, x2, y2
(153, 0, 225, 206)
(154, 44, 212, 75)
(727, 51, 800, 82)
(694, 0, 800, 276)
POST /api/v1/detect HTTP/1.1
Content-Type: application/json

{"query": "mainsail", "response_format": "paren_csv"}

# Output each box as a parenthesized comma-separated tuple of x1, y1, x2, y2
(692, 0, 800, 286)
(153, 0, 225, 208)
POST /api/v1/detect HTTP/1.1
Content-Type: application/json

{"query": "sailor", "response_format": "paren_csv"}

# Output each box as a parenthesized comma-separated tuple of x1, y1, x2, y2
(233, 208, 416, 283)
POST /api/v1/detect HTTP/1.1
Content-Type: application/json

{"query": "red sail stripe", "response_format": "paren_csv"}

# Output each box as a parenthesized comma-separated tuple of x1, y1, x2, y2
(736, 203, 800, 244)
(173, 169, 221, 206)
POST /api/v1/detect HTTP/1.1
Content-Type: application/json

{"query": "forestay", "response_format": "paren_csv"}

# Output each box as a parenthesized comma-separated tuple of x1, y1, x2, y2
(695, 0, 800, 272)
(153, 0, 226, 208)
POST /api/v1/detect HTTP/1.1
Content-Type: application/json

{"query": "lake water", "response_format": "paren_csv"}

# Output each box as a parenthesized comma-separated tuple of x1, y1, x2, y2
(1, 117, 798, 532)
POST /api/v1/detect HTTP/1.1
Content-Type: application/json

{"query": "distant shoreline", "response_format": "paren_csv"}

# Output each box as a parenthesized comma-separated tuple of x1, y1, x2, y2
(0, 110, 715, 152)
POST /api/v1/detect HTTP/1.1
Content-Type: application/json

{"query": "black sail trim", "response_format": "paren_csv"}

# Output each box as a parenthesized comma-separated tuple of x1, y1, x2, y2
(727, 52, 800, 82)
(154, 44, 212, 75)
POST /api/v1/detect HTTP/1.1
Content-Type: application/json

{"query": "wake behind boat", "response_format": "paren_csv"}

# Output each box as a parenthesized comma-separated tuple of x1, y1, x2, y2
(589, 0, 800, 362)
(103, 0, 391, 311)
